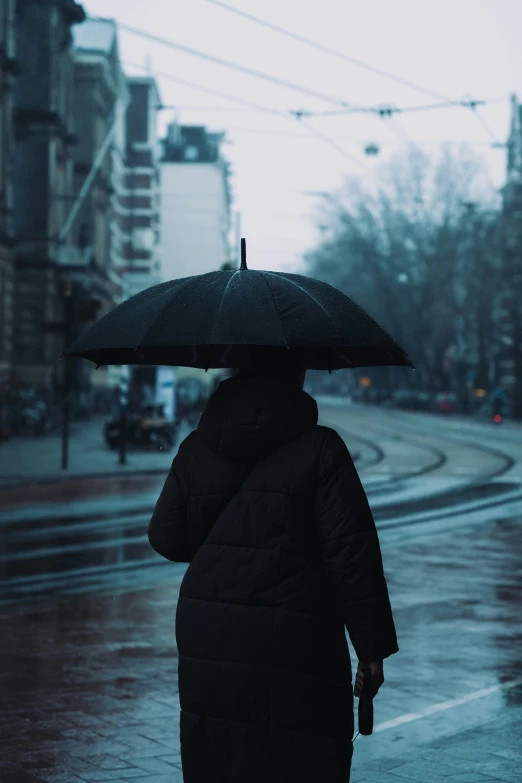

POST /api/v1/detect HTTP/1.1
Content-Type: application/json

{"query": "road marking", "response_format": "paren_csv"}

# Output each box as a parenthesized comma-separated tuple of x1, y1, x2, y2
(373, 676, 522, 732)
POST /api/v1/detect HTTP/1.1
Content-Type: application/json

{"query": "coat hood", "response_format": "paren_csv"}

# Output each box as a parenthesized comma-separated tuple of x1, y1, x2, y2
(197, 373, 318, 462)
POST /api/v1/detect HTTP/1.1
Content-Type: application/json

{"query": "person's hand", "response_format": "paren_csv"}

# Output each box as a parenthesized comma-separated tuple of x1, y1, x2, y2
(354, 659, 384, 698)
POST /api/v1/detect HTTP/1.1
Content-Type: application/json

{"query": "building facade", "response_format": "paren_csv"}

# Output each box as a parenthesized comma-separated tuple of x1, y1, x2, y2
(11, 0, 85, 397)
(160, 123, 232, 281)
(70, 17, 129, 404)
(159, 124, 232, 398)
(123, 75, 168, 411)
(123, 75, 162, 298)
(0, 0, 16, 401)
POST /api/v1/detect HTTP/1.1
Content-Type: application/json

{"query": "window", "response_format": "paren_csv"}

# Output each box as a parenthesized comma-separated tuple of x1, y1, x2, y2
(184, 145, 199, 161)
(132, 228, 154, 250)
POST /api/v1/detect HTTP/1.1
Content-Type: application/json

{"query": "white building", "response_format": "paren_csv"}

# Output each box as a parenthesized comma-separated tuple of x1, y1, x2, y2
(160, 124, 232, 281)
(122, 75, 163, 300)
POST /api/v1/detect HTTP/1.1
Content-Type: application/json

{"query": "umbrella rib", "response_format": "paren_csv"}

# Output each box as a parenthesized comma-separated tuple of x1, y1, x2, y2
(138, 275, 205, 348)
(211, 271, 242, 344)
(257, 272, 290, 346)
(261, 271, 346, 343)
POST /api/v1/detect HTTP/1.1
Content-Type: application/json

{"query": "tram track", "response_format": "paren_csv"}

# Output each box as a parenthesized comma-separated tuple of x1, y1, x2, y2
(371, 409, 516, 481)
(321, 408, 515, 490)
(1, 407, 520, 608)
(327, 420, 447, 486)
(4, 474, 522, 609)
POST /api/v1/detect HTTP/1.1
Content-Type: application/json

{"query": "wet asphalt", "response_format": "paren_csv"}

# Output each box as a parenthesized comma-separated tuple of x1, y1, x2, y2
(0, 404, 521, 782)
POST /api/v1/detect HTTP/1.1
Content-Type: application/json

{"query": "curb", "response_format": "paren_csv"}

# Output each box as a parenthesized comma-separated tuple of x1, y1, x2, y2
(0, 468, 169, 492)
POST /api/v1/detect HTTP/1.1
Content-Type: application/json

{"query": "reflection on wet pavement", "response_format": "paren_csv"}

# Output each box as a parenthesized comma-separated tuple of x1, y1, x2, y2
(0, 473, 166, 509)
(0, 509, 520, 782)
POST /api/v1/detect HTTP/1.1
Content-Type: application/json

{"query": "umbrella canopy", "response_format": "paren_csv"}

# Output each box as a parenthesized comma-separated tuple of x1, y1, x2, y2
(61, 241, 413, 372)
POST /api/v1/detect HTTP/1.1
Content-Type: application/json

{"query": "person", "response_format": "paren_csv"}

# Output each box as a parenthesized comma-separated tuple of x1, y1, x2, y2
(490, 386, 507, 420)
(148, 345, 398, 783)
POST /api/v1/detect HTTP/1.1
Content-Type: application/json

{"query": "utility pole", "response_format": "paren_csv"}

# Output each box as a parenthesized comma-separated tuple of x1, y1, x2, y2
(119, 365, 129, 465)
(45, 288, 102, 470)
(502, 182, 522, 419)
(61, 278, 74, 471)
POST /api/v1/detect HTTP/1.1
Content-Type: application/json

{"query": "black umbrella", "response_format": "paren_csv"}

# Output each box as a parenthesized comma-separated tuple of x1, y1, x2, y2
(61, 239, 413, 372)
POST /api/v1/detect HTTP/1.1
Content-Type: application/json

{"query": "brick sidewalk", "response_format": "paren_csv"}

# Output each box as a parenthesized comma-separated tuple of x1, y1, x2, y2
(352, 708, 522, 782)
(0, 513, 520, 782)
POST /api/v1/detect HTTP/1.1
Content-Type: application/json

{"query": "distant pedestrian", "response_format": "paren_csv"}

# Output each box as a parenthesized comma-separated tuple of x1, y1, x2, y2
(148, 345, 399, 782)
(490, 386, 508, 419)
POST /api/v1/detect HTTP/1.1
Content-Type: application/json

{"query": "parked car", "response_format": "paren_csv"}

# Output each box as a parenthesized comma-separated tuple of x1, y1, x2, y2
(366, 388, 393, 405)
(388, 389, 418, 410)
(385, 389, 434, 412)
(414, 391, 434, 411)
(432, 392, 458, 414)
(351, 388, 366, 403)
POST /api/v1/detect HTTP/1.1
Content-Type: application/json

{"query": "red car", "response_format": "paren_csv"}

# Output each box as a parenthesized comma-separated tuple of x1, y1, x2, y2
(432, 392, 457, 413)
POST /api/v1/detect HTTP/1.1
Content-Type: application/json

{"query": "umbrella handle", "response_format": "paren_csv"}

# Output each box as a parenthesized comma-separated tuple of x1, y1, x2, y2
(357, 665, 374, 736)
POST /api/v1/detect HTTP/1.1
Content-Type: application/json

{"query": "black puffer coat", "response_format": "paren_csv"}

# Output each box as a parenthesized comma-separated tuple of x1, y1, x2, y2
(148, 374, 398, 783)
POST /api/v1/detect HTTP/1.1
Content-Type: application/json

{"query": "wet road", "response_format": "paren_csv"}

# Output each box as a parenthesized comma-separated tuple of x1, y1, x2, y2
(1, 404, 521, 782)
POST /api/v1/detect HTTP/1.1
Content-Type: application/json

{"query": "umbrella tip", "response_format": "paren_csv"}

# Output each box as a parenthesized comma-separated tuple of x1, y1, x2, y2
(240, 238, 247, 270)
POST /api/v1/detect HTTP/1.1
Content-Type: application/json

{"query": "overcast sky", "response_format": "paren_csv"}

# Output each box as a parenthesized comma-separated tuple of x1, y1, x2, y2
(83, 0, 520, 273)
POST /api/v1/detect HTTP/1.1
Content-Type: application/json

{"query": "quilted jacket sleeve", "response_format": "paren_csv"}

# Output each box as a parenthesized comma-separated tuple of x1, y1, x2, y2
(148, 440, 190, 563)
(315, 428, 399, 663)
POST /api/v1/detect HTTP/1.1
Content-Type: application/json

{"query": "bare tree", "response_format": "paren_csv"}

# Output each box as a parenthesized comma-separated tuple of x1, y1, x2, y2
(306, 144, 501, 394)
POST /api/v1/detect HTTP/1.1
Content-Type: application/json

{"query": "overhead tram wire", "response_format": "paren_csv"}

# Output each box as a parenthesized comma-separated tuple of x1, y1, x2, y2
(146, 96, 506, 118)
(122, 56, 369, 172)
(293, 116, 370, 172)
(158, 106, 289, 112)
(119, 23, 507, 161)
(93, 16, 355, 108)
(371, 105, 423, 153)
(124, 60, 503, 175)
(383, 117, 423, 154)
(306, 95, 508, 158)
(117, 16, 508, 162)
(306, 96, 507, 119)
(469, 106, 499, 143)
(203, 0, 510, 140)
(210, 128, 500, 146)
(124, 57, 507, 177)
(123, 60, 292, 119)
(202, 0, 455, 103)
